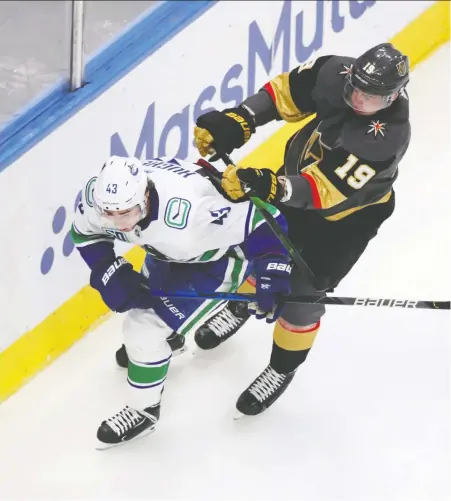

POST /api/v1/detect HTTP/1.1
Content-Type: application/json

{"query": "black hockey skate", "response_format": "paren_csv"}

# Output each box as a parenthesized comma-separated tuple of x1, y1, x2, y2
(96, 404, 160, 449)
(116, 331, 187, 368)
(194, 301, 250, 350)
(236, 365, 296, 416)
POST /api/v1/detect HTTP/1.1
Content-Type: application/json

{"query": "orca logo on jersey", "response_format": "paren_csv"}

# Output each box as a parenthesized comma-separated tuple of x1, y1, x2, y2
(128, 164, 139, 176)
(164, 198, 191, 229)
(210, 207, 231, 225)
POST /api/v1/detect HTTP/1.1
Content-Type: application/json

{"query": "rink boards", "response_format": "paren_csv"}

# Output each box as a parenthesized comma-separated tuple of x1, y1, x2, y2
(0, 0, 449, 401)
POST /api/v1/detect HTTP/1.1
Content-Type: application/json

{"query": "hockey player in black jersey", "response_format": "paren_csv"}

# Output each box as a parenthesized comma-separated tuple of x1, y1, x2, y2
(193, 43, 411, 416)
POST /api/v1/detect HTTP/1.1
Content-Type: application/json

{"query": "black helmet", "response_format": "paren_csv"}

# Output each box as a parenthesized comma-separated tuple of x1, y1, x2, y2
(343, 43, 409, 113)
(352, 43, 409, 95)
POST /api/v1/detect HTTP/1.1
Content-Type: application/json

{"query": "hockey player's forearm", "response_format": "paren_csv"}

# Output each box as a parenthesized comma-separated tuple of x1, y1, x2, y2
(70, 223, 116, 270)
(247, 56, 333, 126)
(240, 81, 312, 127)
(279, 176, 314, 209)
(77, 241, 116, 270)
(259, 73, 313, 123)
(247, 58, 333, 126)
(240, 90, 282, 127)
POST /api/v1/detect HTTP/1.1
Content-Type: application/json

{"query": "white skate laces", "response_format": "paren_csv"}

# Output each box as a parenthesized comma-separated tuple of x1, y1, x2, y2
(106, 406, 146, 436)
(208, 307, 243, 338)
(248, 366, 286, 402)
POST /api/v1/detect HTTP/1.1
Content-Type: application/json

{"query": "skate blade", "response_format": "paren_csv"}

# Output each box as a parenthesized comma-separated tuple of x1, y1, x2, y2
(233, 408, 267, 420)
(233, 409, 248, 420)
(95, 426, 156, 451)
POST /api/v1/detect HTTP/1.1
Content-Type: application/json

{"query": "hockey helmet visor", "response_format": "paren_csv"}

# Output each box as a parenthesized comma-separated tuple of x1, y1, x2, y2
(102, 204, 142, 232)
(343, 74, 397, 114)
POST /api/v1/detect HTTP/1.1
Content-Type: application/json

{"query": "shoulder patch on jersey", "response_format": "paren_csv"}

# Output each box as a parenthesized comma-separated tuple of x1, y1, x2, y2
(338, 63, 353, 77)
(85, 176, 97, 207)
(367, 120, 387, 137)
(297, 57, 317, 73)
(164, 197, 191, 229)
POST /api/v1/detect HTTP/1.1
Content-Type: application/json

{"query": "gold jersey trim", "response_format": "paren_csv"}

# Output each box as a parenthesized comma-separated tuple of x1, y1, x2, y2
(265, 74, 312, 122)
(302, 162, 347, 209)
(323, 190, 393, 221)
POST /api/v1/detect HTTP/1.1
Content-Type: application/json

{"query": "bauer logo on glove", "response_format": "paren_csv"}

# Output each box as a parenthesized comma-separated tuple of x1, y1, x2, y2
(267, 262, 292, 273)
(90, 256, 154, 313)
(224, 111, 252, 143)
(102, 256, 127, 286)
(249, 255, 292, 324)
(195, 107, 255, 158)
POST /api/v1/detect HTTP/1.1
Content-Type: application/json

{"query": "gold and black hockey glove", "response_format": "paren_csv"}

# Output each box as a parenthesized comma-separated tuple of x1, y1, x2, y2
(222, 165, 284, 204)
(194, 107, 255, 157)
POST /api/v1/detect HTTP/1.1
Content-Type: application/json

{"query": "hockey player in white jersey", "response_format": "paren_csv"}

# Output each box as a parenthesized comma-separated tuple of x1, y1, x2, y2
(71, 155, 292, 448)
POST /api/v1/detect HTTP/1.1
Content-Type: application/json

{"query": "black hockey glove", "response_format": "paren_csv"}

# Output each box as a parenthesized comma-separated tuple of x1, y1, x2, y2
(90, 256, 154, 313)
(195, 107, 255, 157)
(233, 167, 285, 204)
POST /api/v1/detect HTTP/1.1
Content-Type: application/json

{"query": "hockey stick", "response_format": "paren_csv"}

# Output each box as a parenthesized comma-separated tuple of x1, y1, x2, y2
(197, 153, 450, 311)
(150, 290, 450, 310)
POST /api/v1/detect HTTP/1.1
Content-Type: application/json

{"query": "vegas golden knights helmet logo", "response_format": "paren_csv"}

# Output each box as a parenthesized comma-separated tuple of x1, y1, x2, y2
(396, 61, 407, 77)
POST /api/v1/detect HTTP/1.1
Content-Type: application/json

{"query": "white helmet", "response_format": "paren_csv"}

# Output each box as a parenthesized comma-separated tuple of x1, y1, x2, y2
(93, 156, 149, 220)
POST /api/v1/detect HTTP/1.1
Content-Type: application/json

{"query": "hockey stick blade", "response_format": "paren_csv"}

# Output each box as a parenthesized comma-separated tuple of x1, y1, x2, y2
(150, 290, 450, 310)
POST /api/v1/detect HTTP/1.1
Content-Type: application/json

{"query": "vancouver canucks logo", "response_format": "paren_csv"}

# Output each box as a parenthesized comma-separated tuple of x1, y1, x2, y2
(210, 207, 231, 225)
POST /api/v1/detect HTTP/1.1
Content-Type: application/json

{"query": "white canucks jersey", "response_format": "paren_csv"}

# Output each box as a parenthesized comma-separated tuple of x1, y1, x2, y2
(71, 157, 283, 264)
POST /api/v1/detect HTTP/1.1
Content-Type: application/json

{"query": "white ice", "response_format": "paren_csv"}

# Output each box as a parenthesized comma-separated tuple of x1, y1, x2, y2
(0, 44, 449, 501)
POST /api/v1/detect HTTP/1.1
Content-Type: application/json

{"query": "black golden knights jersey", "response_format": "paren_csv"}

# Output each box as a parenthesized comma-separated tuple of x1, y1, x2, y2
(241, 55, 411, 221)
(238, 55, 411, 288)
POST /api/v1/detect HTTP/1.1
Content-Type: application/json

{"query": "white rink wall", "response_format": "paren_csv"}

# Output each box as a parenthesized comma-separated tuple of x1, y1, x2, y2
(0, 0, 435, 350)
